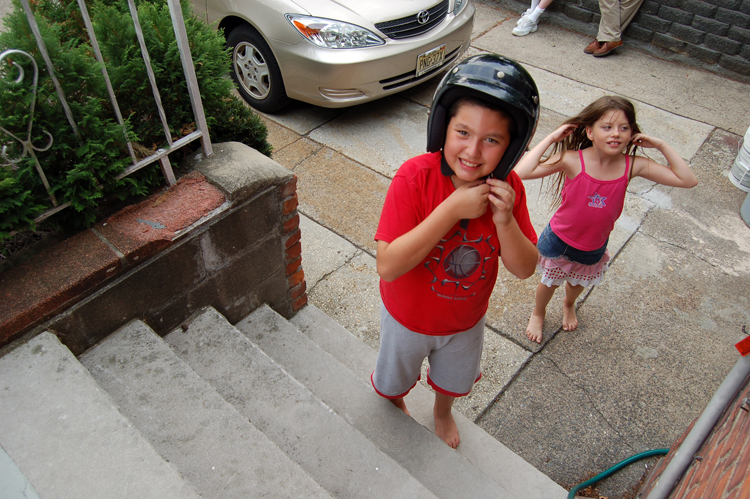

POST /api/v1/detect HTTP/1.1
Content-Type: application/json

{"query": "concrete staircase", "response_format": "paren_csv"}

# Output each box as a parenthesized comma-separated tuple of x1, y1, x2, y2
(0, 304, 567, 499)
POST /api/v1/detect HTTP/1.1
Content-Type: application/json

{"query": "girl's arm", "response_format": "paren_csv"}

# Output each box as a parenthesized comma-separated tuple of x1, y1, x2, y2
(515, 124, 577, 180)
(631, 134, 698, 188)
(377, 180, 490, 282)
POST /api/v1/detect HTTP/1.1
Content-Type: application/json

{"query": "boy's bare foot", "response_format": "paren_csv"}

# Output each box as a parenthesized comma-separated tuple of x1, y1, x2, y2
(390, 397, 411, 416)
(434, 409, 460, 449)
(434, 393, 459, 448)
(525, 311, 544, 343)
(562, 302, 578, 331)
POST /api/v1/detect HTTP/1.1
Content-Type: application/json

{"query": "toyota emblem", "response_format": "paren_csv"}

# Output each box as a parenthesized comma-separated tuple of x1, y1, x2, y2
(417, 10, 430, 25)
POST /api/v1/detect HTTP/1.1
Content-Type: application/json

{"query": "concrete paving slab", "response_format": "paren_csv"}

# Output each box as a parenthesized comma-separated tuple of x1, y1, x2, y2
(299, 214, 361, 290)
(82, 320, 331, 499)
(306, 249, 382, 350)
(434, 327, 531, 420)
(308, 97, 429, 178)
(471, 3, 750, 135)
(262, 117, 305, 151)
(649, 129, 750, 277)
(0, 332, 200, 499)
(270, 135, 323, 170)
(258, 103, 344, 135)
(292, 146, 388, 253)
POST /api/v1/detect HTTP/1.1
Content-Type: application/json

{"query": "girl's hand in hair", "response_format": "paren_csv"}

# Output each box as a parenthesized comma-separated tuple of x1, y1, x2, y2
(550, 123, 578, 143)
(631, 133, 664, 149)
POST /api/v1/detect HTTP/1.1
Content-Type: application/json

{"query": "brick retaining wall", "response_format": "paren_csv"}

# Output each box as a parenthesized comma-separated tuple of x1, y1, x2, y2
(494, 0, 750, 82)
(0, 142, 308, 356)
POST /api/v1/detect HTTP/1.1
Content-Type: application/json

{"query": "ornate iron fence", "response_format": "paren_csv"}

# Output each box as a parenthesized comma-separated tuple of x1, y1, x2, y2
(0, 0, 213, 224)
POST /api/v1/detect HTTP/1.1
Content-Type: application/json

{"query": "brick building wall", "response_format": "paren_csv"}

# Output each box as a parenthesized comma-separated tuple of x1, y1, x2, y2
(494, 0, 750, 82)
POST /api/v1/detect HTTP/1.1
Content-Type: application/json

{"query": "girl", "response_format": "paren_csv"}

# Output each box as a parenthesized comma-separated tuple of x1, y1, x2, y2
(515, 96, 697, 343)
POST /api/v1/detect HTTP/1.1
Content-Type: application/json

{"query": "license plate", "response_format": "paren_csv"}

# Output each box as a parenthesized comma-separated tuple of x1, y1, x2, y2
(416, 44, 446, 77)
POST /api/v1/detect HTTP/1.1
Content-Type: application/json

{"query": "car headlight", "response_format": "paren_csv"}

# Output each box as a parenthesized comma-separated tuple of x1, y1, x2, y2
(286, 15, 385, 48)
(453, 0, 467, 15)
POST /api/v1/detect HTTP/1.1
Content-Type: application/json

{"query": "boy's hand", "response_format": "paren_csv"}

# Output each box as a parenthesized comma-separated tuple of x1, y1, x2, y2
(486, 178, 515, 227)
(449, 179, 490, 220)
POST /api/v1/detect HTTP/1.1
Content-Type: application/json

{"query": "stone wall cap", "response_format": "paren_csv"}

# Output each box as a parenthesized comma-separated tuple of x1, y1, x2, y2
(186, 142, 293, 202)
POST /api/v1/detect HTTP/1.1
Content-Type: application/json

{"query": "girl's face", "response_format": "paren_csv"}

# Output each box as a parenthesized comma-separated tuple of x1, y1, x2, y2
(586, 109, 633, 155)
(443, 102, 512, 188)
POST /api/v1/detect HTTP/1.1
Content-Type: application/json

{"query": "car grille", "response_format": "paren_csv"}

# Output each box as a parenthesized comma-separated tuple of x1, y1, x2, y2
(375, 0, 449, 39)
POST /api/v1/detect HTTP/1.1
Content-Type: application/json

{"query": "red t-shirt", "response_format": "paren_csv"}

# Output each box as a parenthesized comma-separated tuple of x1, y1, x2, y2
(375, 152, 537, 336)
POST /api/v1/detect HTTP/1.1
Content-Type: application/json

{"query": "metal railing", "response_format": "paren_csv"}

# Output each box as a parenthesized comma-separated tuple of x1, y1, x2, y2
(0, 0, 213, 224)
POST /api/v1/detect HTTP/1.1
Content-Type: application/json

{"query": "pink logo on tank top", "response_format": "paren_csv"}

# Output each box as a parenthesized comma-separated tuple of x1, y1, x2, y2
(588, 193, 607, 209)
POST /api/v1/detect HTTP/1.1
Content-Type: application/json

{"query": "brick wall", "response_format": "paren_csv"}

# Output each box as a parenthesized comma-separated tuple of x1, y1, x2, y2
(636, 372, 750, 498)
(495, 0, 750, 82)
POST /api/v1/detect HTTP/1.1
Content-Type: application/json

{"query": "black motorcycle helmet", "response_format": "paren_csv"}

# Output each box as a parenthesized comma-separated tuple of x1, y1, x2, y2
(427, 53, 540, 180)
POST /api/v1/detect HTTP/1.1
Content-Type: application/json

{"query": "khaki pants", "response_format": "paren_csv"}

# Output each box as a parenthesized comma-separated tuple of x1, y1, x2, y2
(597, 0, 645, 42)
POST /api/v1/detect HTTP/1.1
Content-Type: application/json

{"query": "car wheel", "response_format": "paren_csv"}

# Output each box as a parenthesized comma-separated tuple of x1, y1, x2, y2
(226, 24, 289, 113)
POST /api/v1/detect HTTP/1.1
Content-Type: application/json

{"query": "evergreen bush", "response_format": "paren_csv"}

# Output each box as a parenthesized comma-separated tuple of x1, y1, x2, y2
(0, 0, 271, 240)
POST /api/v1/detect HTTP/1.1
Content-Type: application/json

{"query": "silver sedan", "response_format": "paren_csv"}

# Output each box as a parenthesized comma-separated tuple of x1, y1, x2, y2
(190, 0, 475, 112)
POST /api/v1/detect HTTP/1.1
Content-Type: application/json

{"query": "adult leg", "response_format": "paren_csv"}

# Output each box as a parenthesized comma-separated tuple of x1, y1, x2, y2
(434, 392, 459, 449)
(562, 282, 586, 331)
(618, 0, 646, 35)
(526, 282, 558, 343)
(591, 0, 645, 55)
(597, 0, 621, 42)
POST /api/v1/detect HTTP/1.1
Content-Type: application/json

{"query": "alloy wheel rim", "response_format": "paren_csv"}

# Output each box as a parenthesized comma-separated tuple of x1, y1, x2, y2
(234, 42, 270, 100)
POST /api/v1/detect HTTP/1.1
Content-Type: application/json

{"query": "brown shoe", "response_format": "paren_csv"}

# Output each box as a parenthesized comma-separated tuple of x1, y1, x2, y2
(584, 39, 602, 54)
(592, 40, 623, 57)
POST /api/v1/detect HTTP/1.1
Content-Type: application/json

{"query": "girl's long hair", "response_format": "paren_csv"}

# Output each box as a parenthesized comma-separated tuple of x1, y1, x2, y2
(544, 96, 642, 209)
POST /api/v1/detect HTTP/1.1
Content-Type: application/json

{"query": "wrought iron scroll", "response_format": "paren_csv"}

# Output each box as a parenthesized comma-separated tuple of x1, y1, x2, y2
(0, 50, 60, 210)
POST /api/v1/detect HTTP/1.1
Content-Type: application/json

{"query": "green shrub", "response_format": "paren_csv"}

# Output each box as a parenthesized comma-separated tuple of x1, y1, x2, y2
(0, 0, 271, 238)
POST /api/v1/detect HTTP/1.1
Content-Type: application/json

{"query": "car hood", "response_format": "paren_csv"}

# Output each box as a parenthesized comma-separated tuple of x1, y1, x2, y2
(289, 0, 443, 24)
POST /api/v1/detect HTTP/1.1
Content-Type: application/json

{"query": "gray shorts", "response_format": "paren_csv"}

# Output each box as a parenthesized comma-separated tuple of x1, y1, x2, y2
(371, 303, 484, 398)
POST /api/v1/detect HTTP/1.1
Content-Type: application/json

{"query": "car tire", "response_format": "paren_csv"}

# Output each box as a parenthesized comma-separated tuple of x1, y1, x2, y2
(226, 24, 289, 113)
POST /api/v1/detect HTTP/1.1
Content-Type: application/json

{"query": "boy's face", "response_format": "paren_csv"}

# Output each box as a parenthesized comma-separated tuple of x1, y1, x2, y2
(443, 102, 512, 188)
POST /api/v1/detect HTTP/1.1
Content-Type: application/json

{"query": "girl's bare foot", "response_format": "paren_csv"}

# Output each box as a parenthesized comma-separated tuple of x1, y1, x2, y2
(562, 302, 578, 331)
(390, 397, 411, 416)
(562, 283, 584, 331)
(525, 311, 544, 343)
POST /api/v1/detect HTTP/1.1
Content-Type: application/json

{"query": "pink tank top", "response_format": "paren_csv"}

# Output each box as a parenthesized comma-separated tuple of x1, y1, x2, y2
(549, 150, 630, 251)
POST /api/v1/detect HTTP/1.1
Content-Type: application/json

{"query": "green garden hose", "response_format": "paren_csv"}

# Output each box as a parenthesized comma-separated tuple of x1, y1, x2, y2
(567, 448, 670, 499)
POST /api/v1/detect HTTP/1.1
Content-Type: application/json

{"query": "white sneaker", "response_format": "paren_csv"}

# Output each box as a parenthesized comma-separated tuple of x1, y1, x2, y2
(516, 8, 533, 25)
(512, 16, 538, 36)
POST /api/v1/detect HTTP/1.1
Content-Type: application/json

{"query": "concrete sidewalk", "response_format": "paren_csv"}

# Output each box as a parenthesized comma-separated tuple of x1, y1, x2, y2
(261, 2, 750, 496)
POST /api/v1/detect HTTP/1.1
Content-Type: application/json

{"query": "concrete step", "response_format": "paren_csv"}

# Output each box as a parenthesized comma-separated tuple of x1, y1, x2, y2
(166, 306, 437, 499)
(0, 332, 200, 499)
(237, 305, 514, 499)
(79, 319, 331, 499)
(290, 304, 569, 499)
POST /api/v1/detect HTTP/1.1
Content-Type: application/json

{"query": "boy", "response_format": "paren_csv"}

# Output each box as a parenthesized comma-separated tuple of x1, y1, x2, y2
(371, 54, 541, 448)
